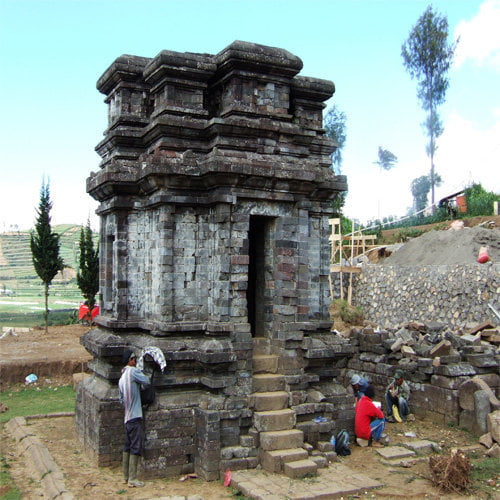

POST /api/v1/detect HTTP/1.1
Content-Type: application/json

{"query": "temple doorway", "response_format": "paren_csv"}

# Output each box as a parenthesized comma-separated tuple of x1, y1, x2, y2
(247, 215, 275, 337)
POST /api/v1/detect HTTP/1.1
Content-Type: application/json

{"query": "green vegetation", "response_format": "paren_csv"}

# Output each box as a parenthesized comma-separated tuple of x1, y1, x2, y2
(464, 183, 500, 217)
(324, 104, 347, 215)
(230, 489, 253, 500)
(30, 181, 65, 332)
(324, 105, 347, 175)
(411, 173, 442, 214)
(0, 386, 75, 425)
(333, 299, 364, 325)
(397, 227, 425, 243)
(0, 309, 78, 328)
(1, 224, 98, 326)
(0, 454, 22, 500)
(368, 181, 499, 240)
(76, 222, 99, 310)
(0, 386, 76, 498)
(470, 457, 500, 497)
(402, 5, 457, 209)
(374, 146, 398, 171)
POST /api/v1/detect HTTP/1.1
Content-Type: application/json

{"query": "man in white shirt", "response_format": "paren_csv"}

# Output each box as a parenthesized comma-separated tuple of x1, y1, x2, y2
(118, 349, 150, 487)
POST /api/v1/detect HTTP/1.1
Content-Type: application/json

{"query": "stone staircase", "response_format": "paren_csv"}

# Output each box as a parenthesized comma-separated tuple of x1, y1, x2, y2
(250, 338, 321, 478)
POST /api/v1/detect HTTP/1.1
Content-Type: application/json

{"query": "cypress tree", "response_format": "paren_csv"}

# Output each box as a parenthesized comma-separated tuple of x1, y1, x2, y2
(77, 221, 99, 309)
(30, 181, 64, 332)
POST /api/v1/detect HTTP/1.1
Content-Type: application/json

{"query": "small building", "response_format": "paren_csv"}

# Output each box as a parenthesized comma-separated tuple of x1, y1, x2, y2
(76, 41, 351, 480)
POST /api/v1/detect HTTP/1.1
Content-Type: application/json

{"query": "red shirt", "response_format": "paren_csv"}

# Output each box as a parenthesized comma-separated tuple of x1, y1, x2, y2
(355, 395, 384, 440)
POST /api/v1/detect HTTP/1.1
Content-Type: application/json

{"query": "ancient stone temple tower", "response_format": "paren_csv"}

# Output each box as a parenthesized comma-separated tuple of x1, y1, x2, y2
(76, 41, 349, 480)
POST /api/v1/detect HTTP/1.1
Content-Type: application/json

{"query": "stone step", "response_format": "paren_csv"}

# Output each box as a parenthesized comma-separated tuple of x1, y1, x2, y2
(252, 373, 285, 393)
(310, 455, 328, 468)
(260, 429, 304, 451)
(254, 409, 296, 432)
(375, 446, 416, 460)
(283, 458, 318, 479)
(403, 439, 437, 454)
(221, 445, 253, 460)
(253, 354, 278, 374)
(260, 447, 309, 473)
(249, 391, 289, 411)
(253, 337, 270, 355)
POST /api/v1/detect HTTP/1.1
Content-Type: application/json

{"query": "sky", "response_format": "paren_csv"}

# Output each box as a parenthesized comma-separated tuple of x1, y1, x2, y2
(1, 0, 499, 232)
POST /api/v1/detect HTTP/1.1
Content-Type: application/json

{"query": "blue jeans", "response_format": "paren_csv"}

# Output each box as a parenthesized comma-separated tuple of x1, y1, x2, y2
(385, 393, 410, 420)
(370, 418, 386, 441)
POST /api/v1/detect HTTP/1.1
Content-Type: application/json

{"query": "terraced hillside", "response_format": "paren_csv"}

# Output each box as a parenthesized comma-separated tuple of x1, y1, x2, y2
(0, 225, 97, 299)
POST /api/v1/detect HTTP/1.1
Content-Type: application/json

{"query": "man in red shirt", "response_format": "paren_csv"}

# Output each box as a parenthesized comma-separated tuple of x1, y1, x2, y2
(354, 385, 386, 448)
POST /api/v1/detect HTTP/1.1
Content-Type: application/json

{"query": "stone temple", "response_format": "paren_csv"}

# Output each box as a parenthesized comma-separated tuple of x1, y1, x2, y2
(76, 41, 350, 480)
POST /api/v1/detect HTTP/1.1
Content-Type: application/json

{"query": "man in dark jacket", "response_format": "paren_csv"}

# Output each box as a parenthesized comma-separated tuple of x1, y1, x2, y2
(385, 369, 410, 423)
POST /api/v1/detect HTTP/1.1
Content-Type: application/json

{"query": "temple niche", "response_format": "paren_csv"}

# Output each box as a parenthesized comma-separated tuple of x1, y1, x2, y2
(76, 41, 350, 480)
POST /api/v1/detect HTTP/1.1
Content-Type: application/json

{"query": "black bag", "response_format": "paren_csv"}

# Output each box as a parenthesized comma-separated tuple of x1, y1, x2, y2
(140, 370, 155, 407)
(335, 429, 351, 456)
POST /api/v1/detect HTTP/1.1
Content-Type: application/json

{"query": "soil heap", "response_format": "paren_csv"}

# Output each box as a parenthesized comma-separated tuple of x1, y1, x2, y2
(380, 226, 500, 266)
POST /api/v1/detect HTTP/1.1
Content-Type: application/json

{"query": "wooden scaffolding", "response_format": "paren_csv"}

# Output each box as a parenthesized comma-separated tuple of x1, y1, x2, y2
(328, 219, 377, 304)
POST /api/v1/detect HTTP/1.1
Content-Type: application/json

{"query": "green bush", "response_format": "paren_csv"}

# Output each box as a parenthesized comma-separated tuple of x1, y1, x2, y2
(464, 183, 500, 216)
(397, 227, 424, 242)
(333, 299, 364, 325)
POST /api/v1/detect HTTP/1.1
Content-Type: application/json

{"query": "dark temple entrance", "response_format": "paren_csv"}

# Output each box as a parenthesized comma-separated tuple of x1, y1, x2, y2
(248, 215, 274, 337)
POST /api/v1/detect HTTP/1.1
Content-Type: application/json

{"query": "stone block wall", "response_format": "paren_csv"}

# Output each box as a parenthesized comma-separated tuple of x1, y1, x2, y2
(350, 263, 499, 329)
(76, 41, 348, 479)
(344, 327, 499, 425)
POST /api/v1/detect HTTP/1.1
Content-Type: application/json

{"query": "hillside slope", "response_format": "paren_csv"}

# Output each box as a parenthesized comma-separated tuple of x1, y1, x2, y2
(0, 225, 96, 295)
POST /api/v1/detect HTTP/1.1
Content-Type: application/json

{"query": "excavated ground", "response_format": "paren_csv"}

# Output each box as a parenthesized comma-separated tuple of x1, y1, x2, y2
(1, 326, 498, 499)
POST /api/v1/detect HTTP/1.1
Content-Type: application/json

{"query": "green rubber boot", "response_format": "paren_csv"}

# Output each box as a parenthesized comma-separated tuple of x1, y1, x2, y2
(128, 454, 144, 488)
(122, 452, 130, 484)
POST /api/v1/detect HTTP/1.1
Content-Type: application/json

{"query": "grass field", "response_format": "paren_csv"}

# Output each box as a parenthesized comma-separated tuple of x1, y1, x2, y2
(0, 294, 82, 327)
(0, 386, 76, 499)
(0, 386, 75, 425)
(0, 224, 93, 327)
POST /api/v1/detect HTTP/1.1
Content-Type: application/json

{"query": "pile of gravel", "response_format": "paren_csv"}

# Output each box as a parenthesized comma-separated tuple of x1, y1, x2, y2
(379, 226, 500, 266)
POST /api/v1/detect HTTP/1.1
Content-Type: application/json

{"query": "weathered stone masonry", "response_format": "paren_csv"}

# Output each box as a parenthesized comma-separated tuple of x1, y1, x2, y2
(343, 262, 499, 429)
(351, 263, 500, 329)
(75, 41, 350, 479)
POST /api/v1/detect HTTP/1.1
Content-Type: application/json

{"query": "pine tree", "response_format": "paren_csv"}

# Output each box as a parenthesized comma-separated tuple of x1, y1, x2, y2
(77, 221, 99, 309)
(30, 181, 64, 332)
(402, 5, 457, 210)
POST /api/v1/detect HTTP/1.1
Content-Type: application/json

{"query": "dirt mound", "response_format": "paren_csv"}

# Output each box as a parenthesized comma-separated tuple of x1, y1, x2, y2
(380, 226, 500, 266)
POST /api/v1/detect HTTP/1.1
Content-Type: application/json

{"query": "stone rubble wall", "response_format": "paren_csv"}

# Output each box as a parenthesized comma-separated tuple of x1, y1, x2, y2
(343, 327, 499, 426)
(349, 263, 500, 329)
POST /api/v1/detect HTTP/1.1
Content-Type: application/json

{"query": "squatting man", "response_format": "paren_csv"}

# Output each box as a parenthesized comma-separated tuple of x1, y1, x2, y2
(385, 369, 411, 422)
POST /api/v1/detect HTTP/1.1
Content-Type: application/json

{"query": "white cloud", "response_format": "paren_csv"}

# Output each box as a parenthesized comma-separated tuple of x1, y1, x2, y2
(434, 112, 500, 198)
(0, 181, 99, 232)
(454, 0, 500, 70)
(344, 112, 500, 224)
